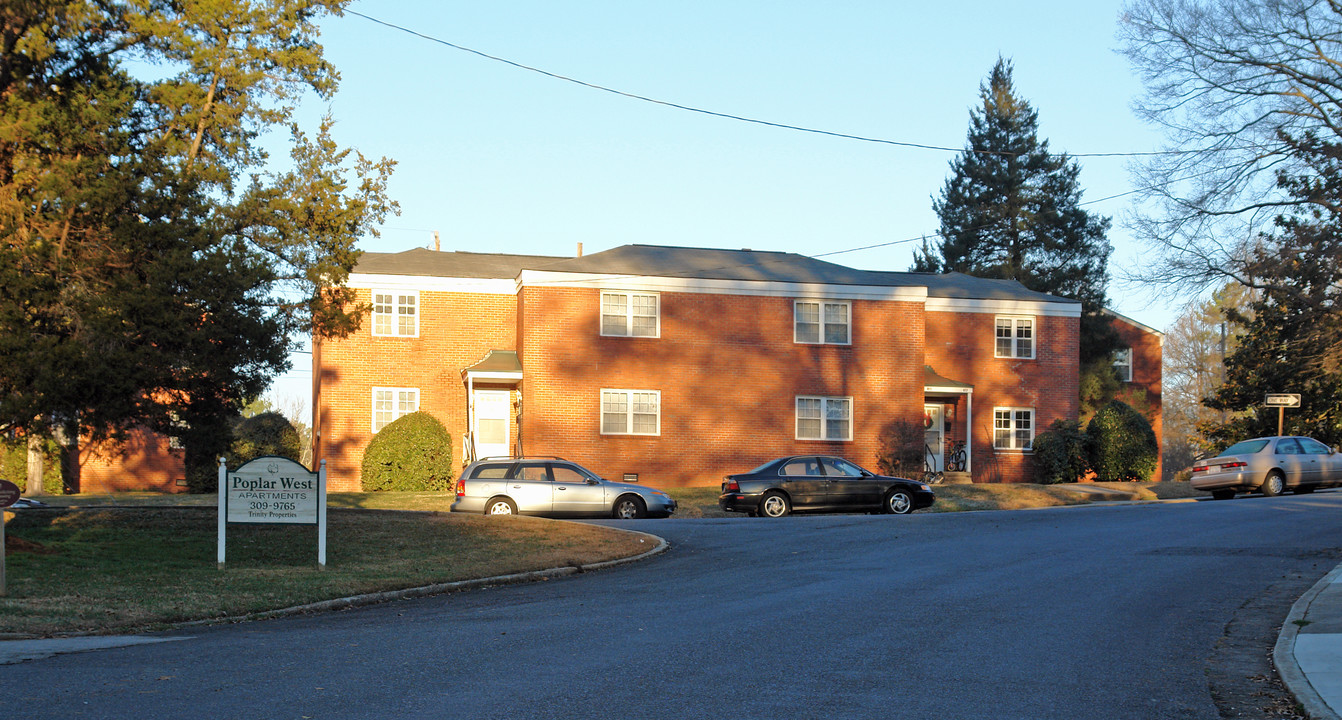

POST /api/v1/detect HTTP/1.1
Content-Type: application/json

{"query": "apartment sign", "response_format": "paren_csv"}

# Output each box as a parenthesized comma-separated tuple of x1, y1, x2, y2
(226, 457, 319, 524)
(217, 456, 328, 568)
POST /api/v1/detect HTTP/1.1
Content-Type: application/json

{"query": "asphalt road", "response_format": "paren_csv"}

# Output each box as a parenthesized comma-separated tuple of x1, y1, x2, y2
(8, 493, 1342, 720)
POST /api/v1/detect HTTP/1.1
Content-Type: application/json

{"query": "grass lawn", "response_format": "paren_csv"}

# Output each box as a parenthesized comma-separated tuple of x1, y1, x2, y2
(2, 481, 1199, 637)
(0, 508, 652, 638)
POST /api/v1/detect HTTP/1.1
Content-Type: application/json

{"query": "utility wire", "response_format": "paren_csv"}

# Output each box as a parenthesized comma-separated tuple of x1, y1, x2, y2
(346, 10, 1176, 159)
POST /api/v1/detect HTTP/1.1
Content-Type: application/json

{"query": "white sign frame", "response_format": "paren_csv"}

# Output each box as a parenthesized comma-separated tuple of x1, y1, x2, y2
(217, 457, 327, 568)
(1265, 393, 1302, 407)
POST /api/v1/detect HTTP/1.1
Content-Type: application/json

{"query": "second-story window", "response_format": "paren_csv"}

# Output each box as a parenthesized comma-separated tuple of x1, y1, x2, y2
(1113, 347, 1133, 382)
(373, 290, 418, 337)
(995, 316, 1034, 359)
(795, 300, 851, 345)
(601, 291, 659, 337)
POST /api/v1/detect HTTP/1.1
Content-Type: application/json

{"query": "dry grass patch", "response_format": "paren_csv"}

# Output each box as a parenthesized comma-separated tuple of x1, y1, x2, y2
(0, 508, 651, 638)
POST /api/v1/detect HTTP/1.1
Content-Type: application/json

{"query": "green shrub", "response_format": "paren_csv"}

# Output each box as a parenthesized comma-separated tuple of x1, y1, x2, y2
(874, 419, 927, 477)
(361, 412, 454, 492)
(1031, 419, 1089, 484)
(1086, 400, 1159, 482)
(1, 435, 64, 495)
(231, 412, 303, 466)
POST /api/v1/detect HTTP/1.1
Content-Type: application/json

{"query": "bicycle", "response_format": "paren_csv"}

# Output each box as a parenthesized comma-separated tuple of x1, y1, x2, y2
(947, 441, 967, 472)
(924, 445, 944, 484)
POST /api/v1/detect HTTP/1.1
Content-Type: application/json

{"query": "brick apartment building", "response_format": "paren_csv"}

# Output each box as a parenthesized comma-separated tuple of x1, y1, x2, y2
(312, 244, 1163, 491)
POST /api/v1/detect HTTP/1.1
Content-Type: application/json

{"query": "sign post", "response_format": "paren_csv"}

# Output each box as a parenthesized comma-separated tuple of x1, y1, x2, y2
(1264, 393, 1302, 436)
(217, 456, 327, 568)
(0, 479, 21, 596)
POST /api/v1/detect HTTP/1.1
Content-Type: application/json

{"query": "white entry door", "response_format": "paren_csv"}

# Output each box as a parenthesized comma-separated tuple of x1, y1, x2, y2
(924, 404, 944, 472)
(473, 390, 511, 460)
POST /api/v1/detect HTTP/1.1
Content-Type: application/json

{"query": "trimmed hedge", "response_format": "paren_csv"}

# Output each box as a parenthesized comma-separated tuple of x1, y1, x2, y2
(874, 419, 927, 477)
(1086, 400, 1159, 482)
(231, 412, 303, 466)
(360, 412, 454, 492)
(1031, 419, 1089, 484)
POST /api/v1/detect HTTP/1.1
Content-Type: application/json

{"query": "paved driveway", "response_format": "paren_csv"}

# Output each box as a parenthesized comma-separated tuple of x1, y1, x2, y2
(7, 494, 1342, 719)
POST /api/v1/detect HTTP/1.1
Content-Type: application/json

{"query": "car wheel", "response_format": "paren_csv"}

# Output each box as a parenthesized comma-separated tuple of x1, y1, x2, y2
(1295, 484, 1317, 495)
(612, 496, 646, 519)
(1261, 471, 1285, 497)
(1211, 489, 1236, 501)
(759, 491, 790, 518)
(885, 490, 914, 515)
(485, 497, 517, 516)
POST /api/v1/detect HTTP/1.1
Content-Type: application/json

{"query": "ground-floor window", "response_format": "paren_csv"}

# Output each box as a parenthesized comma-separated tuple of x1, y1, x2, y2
(601, 389, 660, 435)
(993, 407, 1034, 450)
(796, 396, 852, 441)
(372, 387, 419, 433)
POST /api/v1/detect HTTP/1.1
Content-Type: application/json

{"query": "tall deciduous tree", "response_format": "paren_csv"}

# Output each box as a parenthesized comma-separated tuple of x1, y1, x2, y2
(915, 58, 1119, 368)
(1119, 0, 1342, 300)
(1160, 283, 1254, 475)
(0, 1, 396, 489)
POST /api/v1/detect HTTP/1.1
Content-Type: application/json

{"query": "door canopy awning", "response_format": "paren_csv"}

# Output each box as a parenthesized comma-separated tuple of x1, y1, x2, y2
(462, 350, 523, 384)
(924, 365, 973, 394)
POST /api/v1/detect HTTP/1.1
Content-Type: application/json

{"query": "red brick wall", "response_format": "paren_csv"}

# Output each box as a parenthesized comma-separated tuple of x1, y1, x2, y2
(925, 310, 1081, 483)
(314, 287, 519, 491)
(79, 430, 186, 493)
(516, 287, 926, 487)
(1112, 315, 1164, 481)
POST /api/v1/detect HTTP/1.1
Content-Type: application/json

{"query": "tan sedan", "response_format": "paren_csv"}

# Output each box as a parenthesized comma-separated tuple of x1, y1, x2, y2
(1191, 436, 1342, 500)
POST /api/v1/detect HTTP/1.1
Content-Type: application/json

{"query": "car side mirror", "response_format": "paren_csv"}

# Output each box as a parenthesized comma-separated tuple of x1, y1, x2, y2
(588, 478, 601, 485)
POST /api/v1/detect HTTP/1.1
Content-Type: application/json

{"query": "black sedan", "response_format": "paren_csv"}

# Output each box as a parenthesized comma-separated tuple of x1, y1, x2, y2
(719, 455, 936, 517)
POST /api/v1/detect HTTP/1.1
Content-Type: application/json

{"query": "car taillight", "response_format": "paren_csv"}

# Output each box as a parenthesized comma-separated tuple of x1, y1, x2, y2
(723, 479, 740, 493)
(455, 478, 466, 498)
(1221, 461, 1247, 469)
(1192, 465, 1207, 472)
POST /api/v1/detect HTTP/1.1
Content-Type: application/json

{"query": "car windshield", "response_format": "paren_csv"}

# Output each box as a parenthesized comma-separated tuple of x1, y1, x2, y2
(1220, 439, 1270, 456)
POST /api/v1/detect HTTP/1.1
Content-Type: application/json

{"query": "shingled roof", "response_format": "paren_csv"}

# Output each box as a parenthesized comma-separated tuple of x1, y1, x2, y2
(353, 244, 1078, 305)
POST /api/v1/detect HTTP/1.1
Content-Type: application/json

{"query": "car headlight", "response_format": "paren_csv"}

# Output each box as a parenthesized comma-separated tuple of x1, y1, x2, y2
(918, 484, 932, 492)
(651, 491, 670, 499)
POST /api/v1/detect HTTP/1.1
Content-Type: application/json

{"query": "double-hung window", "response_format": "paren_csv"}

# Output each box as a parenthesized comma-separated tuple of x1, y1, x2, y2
(372, 290, 419, 337)
(372, 387, 419, 433)
(993, 407, 1034, 451)
(795, 300, 851, 344)
(601, 291, 659, 337)
(1113, 347, 1133, 382)
(601, 389, 660, 435)
(995, 316, 1034, 359)
(796, 396, 852, 441)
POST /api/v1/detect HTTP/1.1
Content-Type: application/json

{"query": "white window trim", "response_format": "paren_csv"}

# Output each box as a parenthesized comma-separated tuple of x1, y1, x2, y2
(600, 290, 660, 338)
(371, 387, 420, 433)
(993, 406, 1035, 451)
(372, 289, 420, 338)
(795, 395, 854, 442)
(994, 315, 1036, 360)
(600, 389, 661, 436)
(794, 300, 852, 345)
(1113, 348, 1133, 383)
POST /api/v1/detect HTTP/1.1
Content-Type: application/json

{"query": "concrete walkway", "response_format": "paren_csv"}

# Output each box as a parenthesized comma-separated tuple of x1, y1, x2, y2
(1279, 564, 1342, 719)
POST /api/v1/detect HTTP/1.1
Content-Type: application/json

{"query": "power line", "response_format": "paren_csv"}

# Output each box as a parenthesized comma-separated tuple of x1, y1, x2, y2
(345, 10, 1176, 160)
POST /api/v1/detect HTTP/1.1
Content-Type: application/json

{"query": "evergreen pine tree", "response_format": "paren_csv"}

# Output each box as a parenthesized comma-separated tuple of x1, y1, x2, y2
(918, 59, 1119, 366)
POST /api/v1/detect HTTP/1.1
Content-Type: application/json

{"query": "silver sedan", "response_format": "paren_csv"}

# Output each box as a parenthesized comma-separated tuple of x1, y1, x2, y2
(1191, 436, 1342, 500)
(450, 457, 677, 519)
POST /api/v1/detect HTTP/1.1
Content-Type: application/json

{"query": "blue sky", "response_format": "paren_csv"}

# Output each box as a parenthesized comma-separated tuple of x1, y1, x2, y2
(272, 0, 1174, 402)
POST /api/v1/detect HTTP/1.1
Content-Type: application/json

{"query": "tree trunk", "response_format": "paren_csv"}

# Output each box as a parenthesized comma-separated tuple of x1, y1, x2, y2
(26, 435, 43, 495)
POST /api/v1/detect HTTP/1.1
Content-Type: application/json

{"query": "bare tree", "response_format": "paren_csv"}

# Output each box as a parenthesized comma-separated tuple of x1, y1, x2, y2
(1160, 283, 1255, 477)
(1118, 0, 1342, 290)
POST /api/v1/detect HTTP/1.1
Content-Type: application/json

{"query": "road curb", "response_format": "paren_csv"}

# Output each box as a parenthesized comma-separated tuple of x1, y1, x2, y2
(0, 526, 669, 648)
(1276, 562, 1342, 720)
(175, 527, 670, 629)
